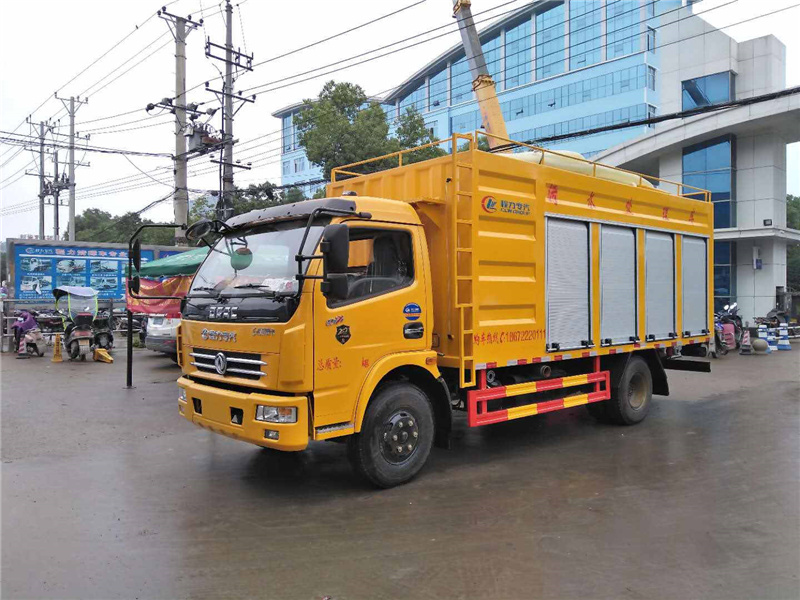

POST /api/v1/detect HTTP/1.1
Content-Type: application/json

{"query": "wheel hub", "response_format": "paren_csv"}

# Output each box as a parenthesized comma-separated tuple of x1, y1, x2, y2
(380, 410, 419, 464)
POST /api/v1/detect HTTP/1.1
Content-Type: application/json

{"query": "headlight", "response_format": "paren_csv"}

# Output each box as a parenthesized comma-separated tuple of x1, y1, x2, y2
(178, 388, 186, 402)
(255, 405, 297, 423)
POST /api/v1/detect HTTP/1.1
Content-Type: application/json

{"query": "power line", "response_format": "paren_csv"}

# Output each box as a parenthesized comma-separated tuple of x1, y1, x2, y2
(0, 132, 172, 158)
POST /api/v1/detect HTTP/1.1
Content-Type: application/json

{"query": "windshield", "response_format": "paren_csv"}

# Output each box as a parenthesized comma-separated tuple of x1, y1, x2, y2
(189, 222, 324, 298)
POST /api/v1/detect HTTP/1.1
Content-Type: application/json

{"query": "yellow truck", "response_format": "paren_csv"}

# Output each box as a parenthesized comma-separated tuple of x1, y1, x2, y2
(169, 132, 713, 487)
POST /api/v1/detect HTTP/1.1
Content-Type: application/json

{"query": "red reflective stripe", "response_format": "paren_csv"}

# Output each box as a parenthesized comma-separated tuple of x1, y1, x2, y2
(553, 355, 563, 361)
(536, 377, 565, 392)
(486, 362, 497, 369)
(518, 358, 528, 365)
(536, 398, 565, 414)
(531, 357, 542, 363)
(474, 410, 509, 426)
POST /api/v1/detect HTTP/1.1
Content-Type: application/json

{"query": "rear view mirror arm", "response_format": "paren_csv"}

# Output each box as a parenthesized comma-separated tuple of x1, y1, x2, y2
(294, 207, 371, 295)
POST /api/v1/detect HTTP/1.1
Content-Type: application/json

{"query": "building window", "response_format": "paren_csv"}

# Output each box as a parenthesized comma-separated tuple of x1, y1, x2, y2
(646, 0, 656, 18)
(293, 157, 305, 173)
(282, 161, 290, 176)
(282, 114, 297, 152)
(714, 241, 736, 313)
(682, 71, 735, 110)
(504, 19, 531, 89)
(399, 83, 426, 115)
(682, 135, 736, 229)
(569, 0, 602, 70)
(646, 27, 656, 52)
(647, 104, 656, 126)
(536, 3, 565, 79)
(451, 55, 472, 104)
(482, 34, 501, 87)
(647, 66, 656, 91)
(428, 68, 447, 109)
(607, 0, 640, 59)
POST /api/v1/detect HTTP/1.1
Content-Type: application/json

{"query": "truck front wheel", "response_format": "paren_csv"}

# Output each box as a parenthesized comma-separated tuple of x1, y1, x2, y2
(347, 382, 434, 488)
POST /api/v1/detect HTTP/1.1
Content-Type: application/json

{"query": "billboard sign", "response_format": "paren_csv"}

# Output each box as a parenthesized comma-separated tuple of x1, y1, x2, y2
(12, 243, 155, 300)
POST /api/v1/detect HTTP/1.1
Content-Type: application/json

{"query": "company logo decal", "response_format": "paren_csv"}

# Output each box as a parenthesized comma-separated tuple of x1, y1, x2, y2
(201, 329, 237, 342)
(326, 315, 344, 327)
(482, 195, 530, 216)
(403, 302, 422, 321)
(335, 324, 351, 345)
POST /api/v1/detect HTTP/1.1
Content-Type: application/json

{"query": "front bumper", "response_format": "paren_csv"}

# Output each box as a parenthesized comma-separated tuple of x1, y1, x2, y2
(177, 376, 308, 451)
(146, 335, 177, 354)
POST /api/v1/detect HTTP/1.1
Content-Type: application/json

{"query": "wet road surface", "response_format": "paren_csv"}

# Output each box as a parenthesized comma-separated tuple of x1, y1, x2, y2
(2, 347, 799, 599)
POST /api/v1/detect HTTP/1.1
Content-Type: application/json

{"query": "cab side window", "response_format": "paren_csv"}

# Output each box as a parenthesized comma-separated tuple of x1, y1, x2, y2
(331, 228, 414, 305)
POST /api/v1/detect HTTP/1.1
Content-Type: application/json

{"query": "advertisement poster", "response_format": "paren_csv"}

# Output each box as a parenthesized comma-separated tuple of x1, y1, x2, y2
(13, 244, 155, 300)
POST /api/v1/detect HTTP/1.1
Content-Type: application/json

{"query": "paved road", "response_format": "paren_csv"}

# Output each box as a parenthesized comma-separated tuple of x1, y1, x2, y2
(2, 347, 799, 600)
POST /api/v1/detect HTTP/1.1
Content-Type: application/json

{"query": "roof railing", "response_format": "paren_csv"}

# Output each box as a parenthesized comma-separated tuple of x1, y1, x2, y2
(331, 131, 711, 203)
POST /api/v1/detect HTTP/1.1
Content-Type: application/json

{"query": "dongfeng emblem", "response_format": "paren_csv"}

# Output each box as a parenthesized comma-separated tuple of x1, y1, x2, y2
(214, 352, 228, 375)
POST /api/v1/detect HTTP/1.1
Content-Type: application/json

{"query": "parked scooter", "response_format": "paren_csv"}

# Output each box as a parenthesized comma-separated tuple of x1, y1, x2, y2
(53, 286, 98, 361)
(718, 302, 742, 349)
(93, 308, 115, 350)
(11, 310, 47, 357)
(711, 314, 728, 358)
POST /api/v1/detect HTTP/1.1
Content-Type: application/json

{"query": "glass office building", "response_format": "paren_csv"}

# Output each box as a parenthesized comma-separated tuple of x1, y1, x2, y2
(274, 0, 682, 194)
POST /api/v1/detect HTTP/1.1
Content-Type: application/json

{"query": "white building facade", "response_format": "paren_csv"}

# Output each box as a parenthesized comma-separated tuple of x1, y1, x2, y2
(598, 5, 800, 323)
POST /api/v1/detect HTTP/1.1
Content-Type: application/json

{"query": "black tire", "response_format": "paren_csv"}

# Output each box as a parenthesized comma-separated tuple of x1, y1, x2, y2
(585, 399, 610, 422)
(347, 382, 434, 488)
(69, 341, 80, 360)
(605, 355, 652, 425)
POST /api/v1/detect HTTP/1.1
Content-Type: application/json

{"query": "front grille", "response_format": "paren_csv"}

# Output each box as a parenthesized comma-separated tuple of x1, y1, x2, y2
(190, 348, 266, 380)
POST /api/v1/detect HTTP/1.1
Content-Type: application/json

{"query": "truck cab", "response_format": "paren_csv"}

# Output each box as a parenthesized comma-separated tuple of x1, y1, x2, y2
(177, 197, 445, 486)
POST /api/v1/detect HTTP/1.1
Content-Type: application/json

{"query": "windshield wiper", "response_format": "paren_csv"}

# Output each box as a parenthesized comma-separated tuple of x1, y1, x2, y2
(233, 283, 273, 290)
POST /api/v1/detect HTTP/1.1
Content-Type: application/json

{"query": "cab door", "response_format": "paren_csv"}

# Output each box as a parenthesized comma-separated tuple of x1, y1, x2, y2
(312, 223, 428, 427)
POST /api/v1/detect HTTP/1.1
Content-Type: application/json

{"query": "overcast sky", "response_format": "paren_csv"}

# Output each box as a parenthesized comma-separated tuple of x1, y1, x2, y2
(1, 0, 798, 239)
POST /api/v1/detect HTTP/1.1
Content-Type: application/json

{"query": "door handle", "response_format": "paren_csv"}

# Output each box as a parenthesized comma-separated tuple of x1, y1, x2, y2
(403, 322, 424, 339)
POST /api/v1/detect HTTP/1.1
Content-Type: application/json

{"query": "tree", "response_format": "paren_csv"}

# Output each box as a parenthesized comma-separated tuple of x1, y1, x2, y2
(295, 81, 395, 180)
(187, 181, 292, 225)
(787, 194, 800, 291)
(295, 81, 448, 180)
(72, 208, 174, 245)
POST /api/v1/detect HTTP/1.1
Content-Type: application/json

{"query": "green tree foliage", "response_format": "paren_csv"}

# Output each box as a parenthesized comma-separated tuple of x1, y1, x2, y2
(294, 81, 446, 179)
(73, 208, 174, 245)
(787, 194, 800, 291)
(187, 181, 292, 225)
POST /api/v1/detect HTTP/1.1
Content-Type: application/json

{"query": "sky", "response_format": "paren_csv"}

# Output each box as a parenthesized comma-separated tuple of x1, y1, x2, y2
(1, 0, 798, 240)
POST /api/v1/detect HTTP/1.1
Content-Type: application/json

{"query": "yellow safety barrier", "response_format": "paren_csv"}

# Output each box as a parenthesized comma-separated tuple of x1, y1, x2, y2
(93, 348, 114, 363)
(51, 334, 63, 363)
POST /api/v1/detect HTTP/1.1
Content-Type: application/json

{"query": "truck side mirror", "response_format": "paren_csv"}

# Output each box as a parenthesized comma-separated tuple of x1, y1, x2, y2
(320, 224, 349, 273)
(320, 224, 349, 300)
(132, 239, 142, 272)
(186, 219, 214, 241)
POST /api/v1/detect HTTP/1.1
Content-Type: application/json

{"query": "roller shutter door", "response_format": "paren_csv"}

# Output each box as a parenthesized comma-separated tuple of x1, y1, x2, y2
(600, 225, 637, 345)
(645, 231, 675, 340)
(682, 236, 708, 336)
(546, 219, 590, 350)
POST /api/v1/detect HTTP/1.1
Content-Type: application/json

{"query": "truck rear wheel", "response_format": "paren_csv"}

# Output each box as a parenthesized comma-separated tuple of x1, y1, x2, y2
(606, 355, 652, 425)
(347, 382, 434, 488)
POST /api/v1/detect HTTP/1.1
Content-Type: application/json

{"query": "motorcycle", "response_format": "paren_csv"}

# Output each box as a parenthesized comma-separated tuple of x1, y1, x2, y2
(11, 310, 47, 357)
(711, 314, 728, 358)
(93, 308, 115, 350)
(718, 302, 742, 349)
(53, 286, 98, 361)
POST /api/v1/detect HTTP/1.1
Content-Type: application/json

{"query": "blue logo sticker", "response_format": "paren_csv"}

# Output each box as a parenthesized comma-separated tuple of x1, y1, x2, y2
(403, 302, 422, 321)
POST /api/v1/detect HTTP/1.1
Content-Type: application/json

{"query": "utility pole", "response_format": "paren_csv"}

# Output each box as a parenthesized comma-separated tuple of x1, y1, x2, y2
(223, 0, 234, 213)
(38, 122, 46, 239)
(57, 95, 89, 241)
(53, 151, 60, 239)
(157, 8, 202, 245)
(205, 0, 254, 220)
